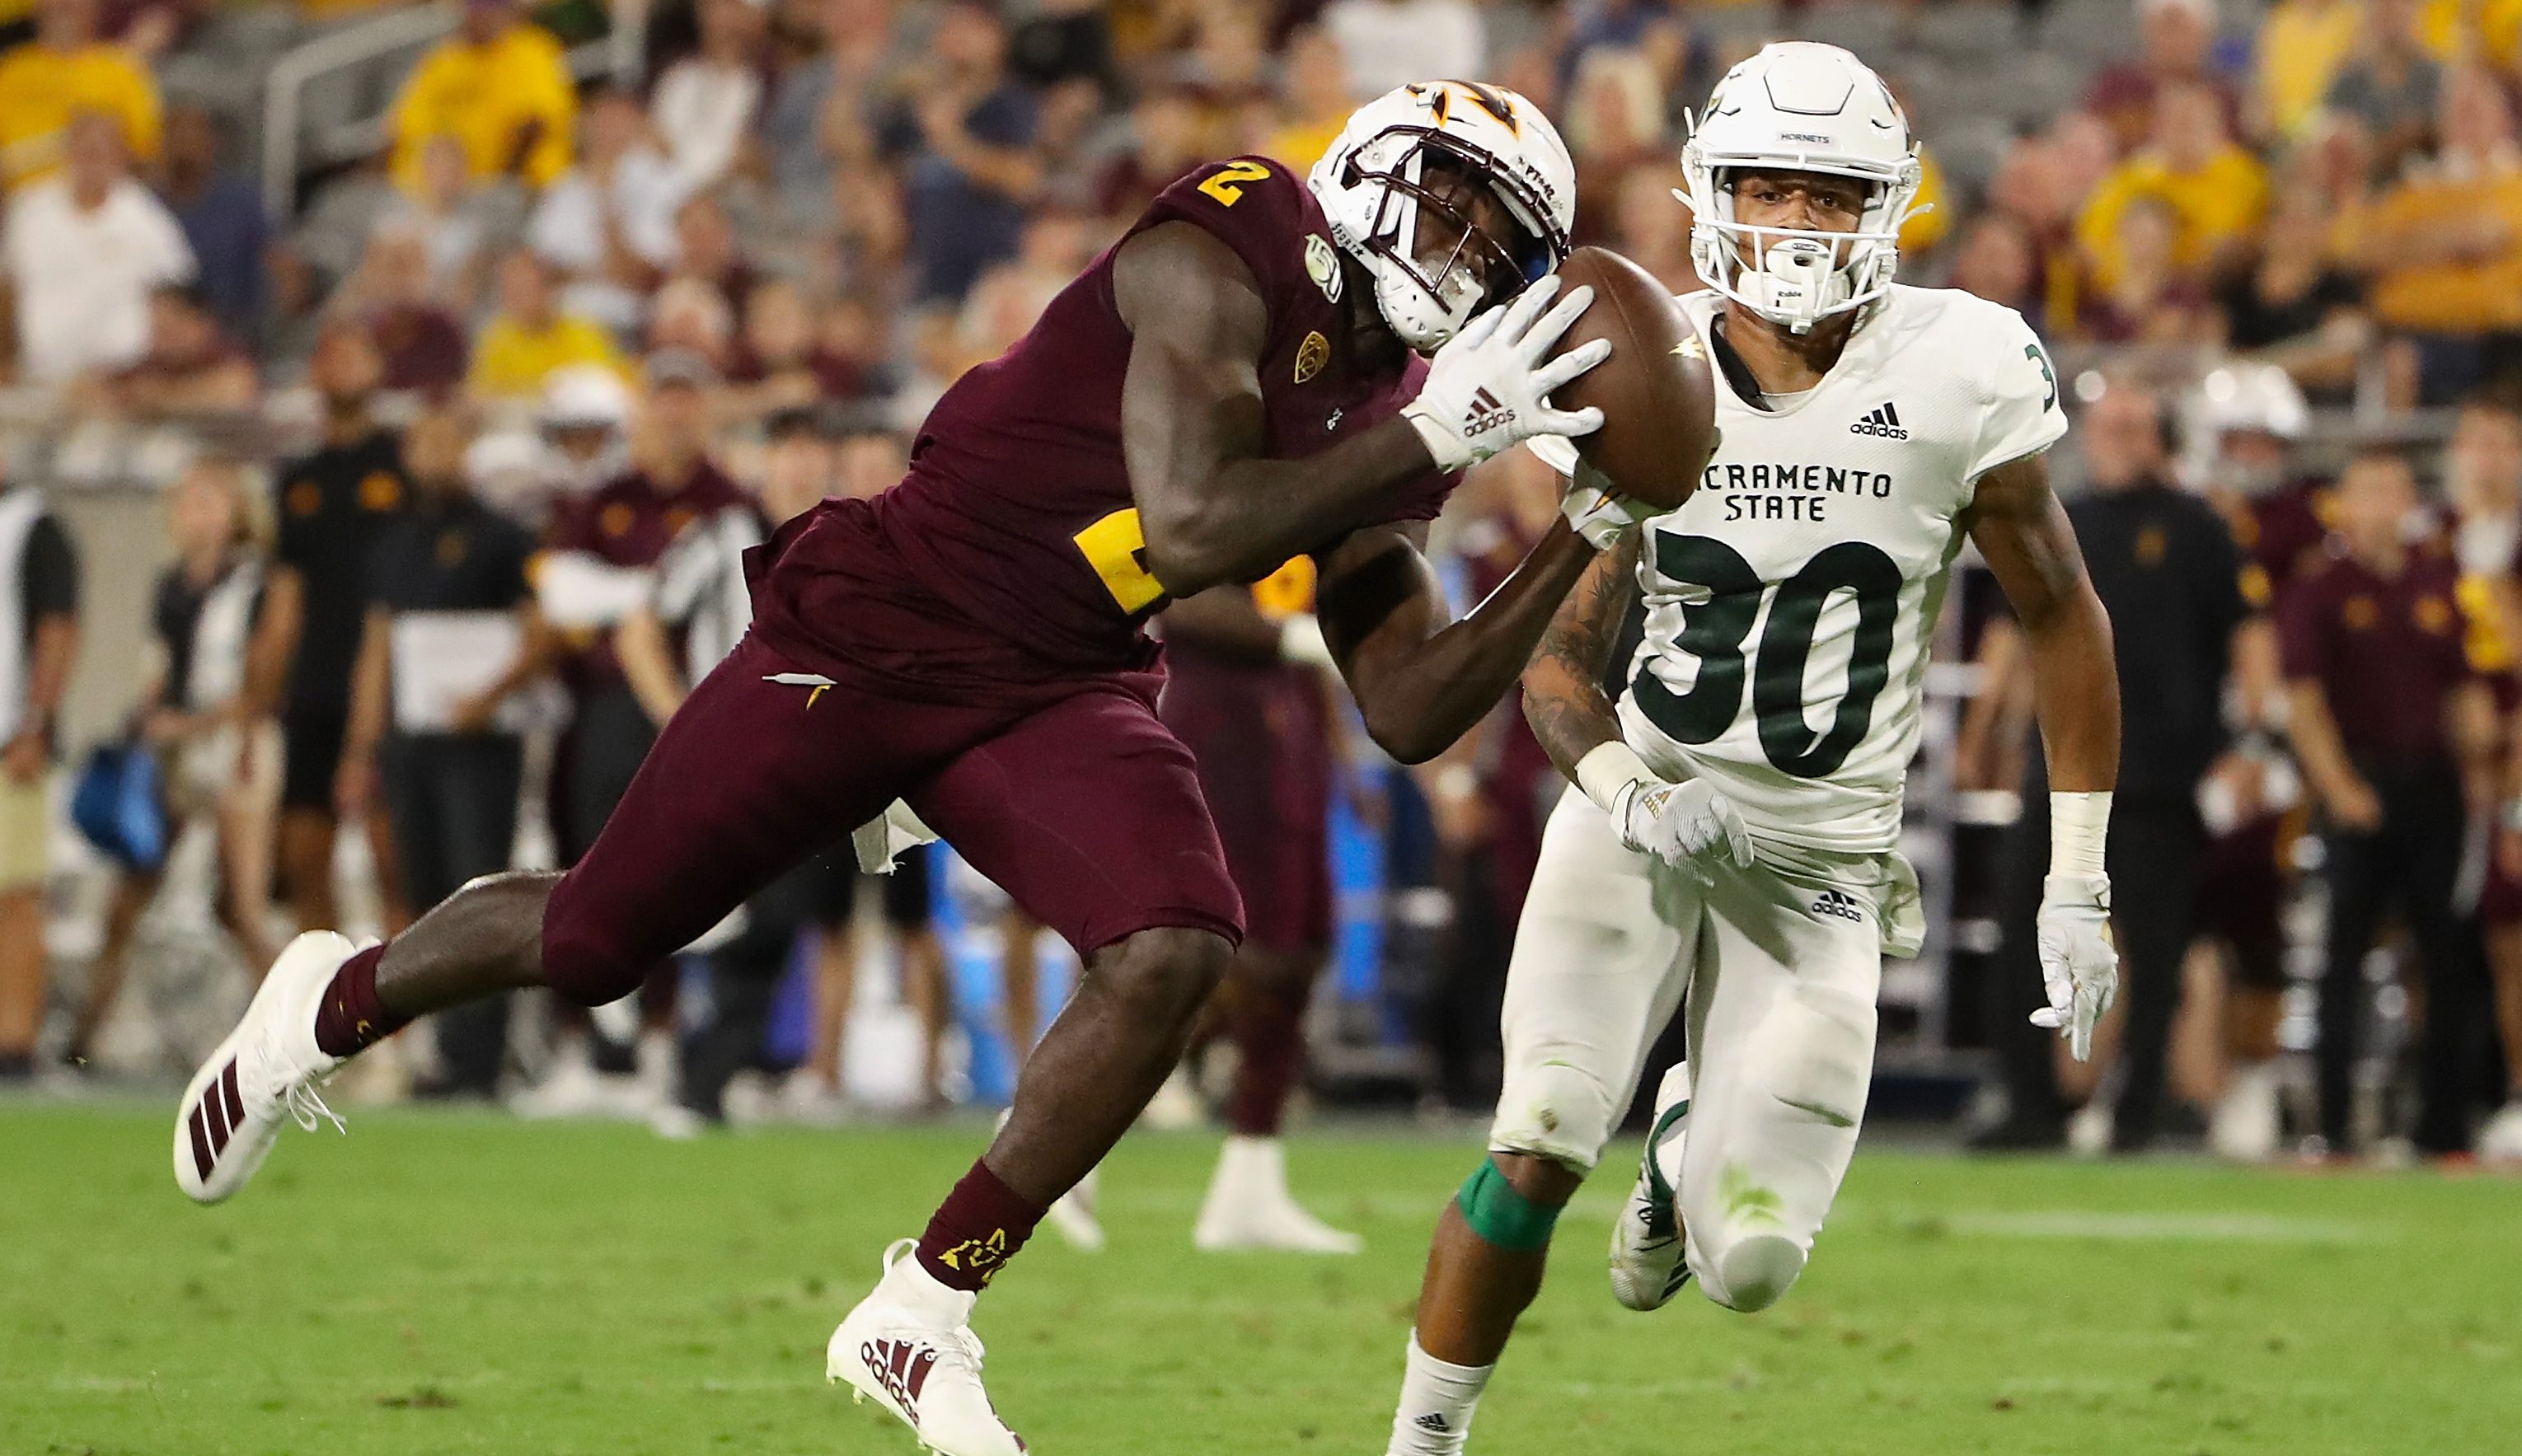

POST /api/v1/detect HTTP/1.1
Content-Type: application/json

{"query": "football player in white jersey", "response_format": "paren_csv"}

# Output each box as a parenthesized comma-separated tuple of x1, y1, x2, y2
(1382, 43, 2125, 1454)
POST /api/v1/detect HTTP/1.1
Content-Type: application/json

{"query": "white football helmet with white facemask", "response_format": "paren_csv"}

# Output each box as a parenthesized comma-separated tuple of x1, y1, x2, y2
(1681, 42, 1922, 335)
(1309, 81, 1577, 352)
(2179, 361, 2309, 494)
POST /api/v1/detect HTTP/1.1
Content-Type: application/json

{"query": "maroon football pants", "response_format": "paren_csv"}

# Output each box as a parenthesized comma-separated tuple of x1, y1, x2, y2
(539, 635, 1243, 1006)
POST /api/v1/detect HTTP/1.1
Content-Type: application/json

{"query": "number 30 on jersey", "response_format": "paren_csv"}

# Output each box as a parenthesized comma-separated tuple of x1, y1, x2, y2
(1631, 531, 1901, 780)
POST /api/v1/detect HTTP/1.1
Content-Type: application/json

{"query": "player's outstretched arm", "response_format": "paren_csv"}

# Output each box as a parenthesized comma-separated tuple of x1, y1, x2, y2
(1519, 532, 1638, 781)
(1115, 222, 1446, 597)
(1312, 517, 1599, 764)
(1518, 529, 1751, 871)
(1113, 223, 1602, 597)
(1968, 449, 2123, 1059)
(1159, 583, 1294, 665)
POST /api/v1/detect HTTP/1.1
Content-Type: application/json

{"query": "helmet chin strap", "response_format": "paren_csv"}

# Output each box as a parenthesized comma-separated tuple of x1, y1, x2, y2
(1367, 226, 1489, 350)
(1741, 237, 1849, 335)
(1679, 181, 1934, 336)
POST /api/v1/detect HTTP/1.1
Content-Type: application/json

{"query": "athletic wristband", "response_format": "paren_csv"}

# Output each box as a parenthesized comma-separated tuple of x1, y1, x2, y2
(2049, 790, 2112, 878)
(1575, 741, 1654, 817)
(1400, 400, 1478, 472)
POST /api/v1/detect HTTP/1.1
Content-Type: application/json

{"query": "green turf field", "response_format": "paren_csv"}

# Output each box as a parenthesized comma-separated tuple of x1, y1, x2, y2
(5, 1100, 2517, 1454)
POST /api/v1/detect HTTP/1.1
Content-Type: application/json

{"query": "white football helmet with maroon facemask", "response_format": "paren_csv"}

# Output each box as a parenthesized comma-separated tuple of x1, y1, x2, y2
(1309, 81, 1577, 352)
(1681, 43, 1923, 335)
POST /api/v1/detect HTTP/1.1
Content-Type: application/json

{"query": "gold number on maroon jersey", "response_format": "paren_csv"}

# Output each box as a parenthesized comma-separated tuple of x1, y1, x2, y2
(1074, 508, 1166, 612)
(1198, 160, 1273, 208)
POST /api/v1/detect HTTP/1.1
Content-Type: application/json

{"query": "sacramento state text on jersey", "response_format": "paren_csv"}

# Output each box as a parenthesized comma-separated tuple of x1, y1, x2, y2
(1702, 460, 1896, 522)
(1618, 283, 2065, 857)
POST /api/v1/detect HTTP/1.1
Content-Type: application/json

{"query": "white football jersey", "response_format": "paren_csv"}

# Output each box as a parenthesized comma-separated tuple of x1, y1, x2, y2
(1541, 284, 2065, 854)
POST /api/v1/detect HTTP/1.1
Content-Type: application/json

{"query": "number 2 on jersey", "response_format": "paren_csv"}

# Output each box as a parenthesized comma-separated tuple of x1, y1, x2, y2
(1198, 161, 1273, 207)
(1630, 533, 1901, 779)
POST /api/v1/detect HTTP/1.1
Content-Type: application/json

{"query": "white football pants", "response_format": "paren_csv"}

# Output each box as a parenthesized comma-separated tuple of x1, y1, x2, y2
(1488, 784, 1894, 1313)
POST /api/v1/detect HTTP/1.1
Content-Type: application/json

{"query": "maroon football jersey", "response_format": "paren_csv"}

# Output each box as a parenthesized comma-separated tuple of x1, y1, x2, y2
(2232, 478, 2331, 612)
(750, 157, 1456, 686)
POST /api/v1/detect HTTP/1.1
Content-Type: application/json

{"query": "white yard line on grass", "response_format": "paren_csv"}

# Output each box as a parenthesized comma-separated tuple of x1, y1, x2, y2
(1920, 1210, 2384, 1244)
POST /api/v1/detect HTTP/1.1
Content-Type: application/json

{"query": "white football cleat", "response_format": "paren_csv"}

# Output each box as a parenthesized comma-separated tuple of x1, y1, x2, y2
(1194, 1135, 1362, 1254)
(2209, 1061, 2282, 1163)
(2477, 1100, 2522, 1163)
(828, 1239, 1026, 1455)
(992, 1107, 1104, 1252)
(508, 1041, 651, 1121)
(172, 931, 354, 1204)
(1609, 1060, 1692, 1311)
(1044, 1168, 1107, 1252)
(1139, 1065, 1206, 1131)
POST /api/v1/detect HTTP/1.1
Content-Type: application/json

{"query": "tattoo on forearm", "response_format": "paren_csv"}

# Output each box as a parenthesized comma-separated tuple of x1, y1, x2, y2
(1523, 536, 1638, 779)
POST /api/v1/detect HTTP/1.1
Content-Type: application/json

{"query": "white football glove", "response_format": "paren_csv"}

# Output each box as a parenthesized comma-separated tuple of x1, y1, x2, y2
(2030, 873, 2118, 1061)
(1612, 777, 1752, 874)
(1561, 457, 1653, 550)
(1402, 274, 1610, 471)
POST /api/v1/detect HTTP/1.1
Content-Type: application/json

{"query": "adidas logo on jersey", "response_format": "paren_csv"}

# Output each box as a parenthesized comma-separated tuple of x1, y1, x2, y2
(1810, 889, 1867, 923)
(1849, 401, 1908, 439)
(1462, 388, 1515, 437)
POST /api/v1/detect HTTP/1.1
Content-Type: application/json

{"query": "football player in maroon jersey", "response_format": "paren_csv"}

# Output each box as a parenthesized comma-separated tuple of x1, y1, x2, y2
(173, 82, 1648, 1454)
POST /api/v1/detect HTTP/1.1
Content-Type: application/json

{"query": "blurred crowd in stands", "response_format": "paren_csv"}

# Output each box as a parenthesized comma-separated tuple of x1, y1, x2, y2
(12, 0, 2522, 1163)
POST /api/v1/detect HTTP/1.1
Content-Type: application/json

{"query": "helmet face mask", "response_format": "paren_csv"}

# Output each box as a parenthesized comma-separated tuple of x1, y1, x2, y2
(1311, 84, 1576, 352)
(1363, 137, 1552, 319)
(1680, 43, 1922, 335)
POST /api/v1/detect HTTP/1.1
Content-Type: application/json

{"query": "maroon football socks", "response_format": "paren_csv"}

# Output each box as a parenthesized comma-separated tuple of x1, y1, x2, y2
(1226, 985, 1306, 1138)
(312, 944, 409, 1058)
(915, 1159, 1047, 1293)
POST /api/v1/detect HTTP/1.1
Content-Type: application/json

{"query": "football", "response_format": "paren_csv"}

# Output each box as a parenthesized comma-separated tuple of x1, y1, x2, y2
(1548, 246, 1718, 510)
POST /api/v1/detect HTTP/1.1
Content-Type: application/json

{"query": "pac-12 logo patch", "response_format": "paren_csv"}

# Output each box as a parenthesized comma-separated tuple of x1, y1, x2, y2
(1305, 234, 1343, 302)
(1294, 330, 1330, 384)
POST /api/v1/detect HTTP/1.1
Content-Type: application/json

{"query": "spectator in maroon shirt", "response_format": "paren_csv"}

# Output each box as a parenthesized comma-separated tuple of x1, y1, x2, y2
(338, 222, 467, 396)
(1095, 88, 1207, 220)
(2281, 447, 2501, 1155)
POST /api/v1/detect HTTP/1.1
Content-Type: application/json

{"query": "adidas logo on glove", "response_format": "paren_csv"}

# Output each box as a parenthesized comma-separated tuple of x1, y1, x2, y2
(1462, 387, 1516, 437)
